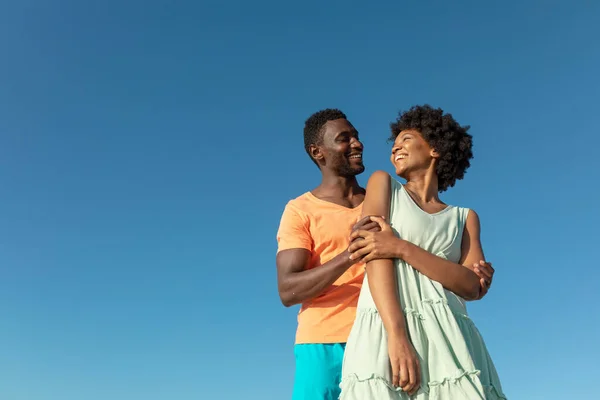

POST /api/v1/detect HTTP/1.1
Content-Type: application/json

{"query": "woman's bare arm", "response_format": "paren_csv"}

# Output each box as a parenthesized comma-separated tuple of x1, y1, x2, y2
(360, 171, 408, 336)
(349, 204, 487, 300)
(394, 209, 485, 300)
(359, 171, 420, 393)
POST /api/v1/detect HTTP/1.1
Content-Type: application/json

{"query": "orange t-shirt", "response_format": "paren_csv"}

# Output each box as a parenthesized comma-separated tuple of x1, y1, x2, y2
(276, 192, 365, 344)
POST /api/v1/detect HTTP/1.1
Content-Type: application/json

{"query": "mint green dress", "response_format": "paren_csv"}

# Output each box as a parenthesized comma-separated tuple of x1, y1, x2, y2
(340, 178, 507, 400)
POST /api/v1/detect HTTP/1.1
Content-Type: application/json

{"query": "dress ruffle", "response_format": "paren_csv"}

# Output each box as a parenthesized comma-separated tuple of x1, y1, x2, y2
(340, 302, 507, 400)
(341, 372, 506, 400)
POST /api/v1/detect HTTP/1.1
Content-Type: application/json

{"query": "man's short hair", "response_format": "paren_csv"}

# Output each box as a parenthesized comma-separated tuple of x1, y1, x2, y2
(303, 109, 347, 166)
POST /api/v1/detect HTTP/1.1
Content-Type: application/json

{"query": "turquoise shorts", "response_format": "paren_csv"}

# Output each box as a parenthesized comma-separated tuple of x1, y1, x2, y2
(292, 343, 346, 400)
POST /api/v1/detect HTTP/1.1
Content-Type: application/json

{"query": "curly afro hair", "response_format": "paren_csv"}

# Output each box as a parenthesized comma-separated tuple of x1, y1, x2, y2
(389, 104, 473, 192)
(304, 108, 347, 166)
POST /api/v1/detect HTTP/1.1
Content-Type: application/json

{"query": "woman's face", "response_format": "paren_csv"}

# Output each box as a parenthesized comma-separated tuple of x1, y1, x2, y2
(390, 129, 438, 178)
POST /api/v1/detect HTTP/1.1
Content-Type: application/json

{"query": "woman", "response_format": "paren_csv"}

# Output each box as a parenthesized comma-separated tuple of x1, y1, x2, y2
(339, 105, 506, 399)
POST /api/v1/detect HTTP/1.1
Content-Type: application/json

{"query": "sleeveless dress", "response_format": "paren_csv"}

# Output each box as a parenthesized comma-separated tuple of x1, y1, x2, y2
(340, 178, 507, 400)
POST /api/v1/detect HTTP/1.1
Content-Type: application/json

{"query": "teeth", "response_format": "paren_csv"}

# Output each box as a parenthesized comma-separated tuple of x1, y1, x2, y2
(349, 154, 362, 159)
(395, 154, 407, 161)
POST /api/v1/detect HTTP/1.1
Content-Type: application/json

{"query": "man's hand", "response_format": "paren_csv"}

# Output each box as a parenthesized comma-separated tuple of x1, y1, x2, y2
(351, 215, 382, 235)
(348, 216, 400, 262)
(472, 260, 494, 299)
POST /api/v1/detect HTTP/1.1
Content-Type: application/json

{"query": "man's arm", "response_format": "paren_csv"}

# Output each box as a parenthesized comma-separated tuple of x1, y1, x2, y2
(276, 249, 354, 307)
(276, 215, 377, 307)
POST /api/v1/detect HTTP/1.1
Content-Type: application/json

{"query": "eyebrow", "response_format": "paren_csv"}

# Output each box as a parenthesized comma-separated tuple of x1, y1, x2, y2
(336, 129, 359, 137)
(397, 131, 414, 140)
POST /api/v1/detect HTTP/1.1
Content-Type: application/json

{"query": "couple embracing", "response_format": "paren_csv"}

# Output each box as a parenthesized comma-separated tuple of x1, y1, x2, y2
(276, 105, 506, 400)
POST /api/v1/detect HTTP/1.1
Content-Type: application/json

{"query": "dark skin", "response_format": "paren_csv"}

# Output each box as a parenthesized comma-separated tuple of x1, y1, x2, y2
(348, 130, 495, 299)
(276, 118, 371, 307)
(277, 122, 494, 307)
(347, 129, 495, 393)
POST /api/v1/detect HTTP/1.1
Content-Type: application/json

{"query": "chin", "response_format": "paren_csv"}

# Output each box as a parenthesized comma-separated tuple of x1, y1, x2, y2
(395, 168, 407, 178)
(353, 165, 365, 175)
(340, 165, 365, 177)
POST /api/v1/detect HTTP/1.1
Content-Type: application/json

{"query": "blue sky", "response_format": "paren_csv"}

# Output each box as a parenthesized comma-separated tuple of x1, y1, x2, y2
(1, 1, 598, 399)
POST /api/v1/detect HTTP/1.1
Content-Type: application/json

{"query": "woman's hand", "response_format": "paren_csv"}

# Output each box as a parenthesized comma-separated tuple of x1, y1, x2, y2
(348, 216, 402, 262)
(473, 260, 495, 299)
(388, 332, 421, 395)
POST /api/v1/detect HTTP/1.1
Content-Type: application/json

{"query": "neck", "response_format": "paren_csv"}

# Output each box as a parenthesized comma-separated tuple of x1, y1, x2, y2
(404, 166, 440, 202)
(315, 170, 362, 198)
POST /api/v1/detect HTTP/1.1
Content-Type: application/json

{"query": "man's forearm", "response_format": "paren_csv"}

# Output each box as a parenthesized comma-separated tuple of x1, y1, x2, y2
(396, 240, 481, 300)
(279, 251, 353, 306)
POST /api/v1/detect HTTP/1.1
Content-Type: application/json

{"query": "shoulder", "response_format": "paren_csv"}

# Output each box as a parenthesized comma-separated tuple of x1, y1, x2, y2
(365, 171, 397, 198)
(366, 170, 391, 188)
(283, 192, 311, 212)
(280, 192, 317, 223)
(466, 208, 479, 221)
(362, 171, 394, 215)
(463, 208, 481, 231)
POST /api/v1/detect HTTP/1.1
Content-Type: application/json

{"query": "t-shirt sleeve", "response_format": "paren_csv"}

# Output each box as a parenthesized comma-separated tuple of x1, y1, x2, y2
(276, 203, 312, 252)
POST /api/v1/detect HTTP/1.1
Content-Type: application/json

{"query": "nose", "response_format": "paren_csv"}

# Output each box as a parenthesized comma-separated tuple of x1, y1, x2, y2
(351, 137, 363, 150)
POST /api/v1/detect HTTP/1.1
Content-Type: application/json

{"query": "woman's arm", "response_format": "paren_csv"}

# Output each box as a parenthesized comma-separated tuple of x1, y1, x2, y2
(360, 171, 406, 336)
(395, 209, 485, 300)
(358, 171, 420, 394)
(350, 208, 487, 300)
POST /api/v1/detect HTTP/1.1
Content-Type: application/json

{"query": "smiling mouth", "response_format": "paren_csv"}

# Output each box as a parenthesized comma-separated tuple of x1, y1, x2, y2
(394, 154, 407, 161)
(348, 153, 363, 161)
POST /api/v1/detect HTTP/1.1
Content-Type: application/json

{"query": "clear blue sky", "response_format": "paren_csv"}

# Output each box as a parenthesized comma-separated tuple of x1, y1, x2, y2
(1, 1, 598, 399)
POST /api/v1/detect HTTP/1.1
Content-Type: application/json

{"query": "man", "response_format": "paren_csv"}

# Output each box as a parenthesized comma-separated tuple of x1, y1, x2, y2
(275, 109, 494, 400)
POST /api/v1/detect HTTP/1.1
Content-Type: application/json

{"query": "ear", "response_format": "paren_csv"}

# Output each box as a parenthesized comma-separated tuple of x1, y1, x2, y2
(309, 144, 324, 163)
(430, 148, 440, 159)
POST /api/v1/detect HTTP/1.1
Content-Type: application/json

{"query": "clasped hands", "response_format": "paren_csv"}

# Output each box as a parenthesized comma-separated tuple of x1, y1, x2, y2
(348, 215, 494, 298)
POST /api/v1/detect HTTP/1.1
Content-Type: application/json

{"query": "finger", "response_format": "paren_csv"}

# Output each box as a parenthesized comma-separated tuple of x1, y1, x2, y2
(479, 279, 489, 297)
(473, 266, 484, 279)
(391, 362, 400, 387)
(474, 265, 492, 281)
(477, 269, 492, 287)
(404, 359, 417, 394)
(347, 239, 367, 254)
(479, 259, 492, 267)
(349, 229, 371, 241)
(480, 277, 489, 289)
(480, 260, 495, 273)
(399, 360, 409, 390)
(348, 245, 373, 261)
(352, 216, 373, 230)
(360, 221, 381, 232)
(485, 262, 494, 283)
(476, 263, 493, 280)
(410, 359, 421, 395)
(368, 216, 390, 231)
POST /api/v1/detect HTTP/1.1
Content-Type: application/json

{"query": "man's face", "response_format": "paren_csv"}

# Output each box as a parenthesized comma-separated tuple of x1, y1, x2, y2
(315, 118, 365, 177)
